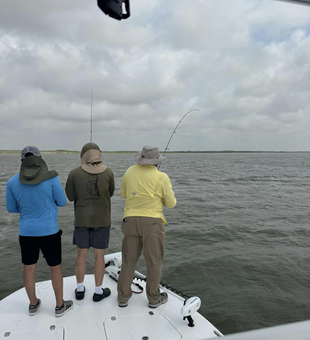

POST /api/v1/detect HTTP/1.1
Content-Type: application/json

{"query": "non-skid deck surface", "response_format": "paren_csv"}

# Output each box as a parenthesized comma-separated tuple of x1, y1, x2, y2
(0, 273, 222, 340)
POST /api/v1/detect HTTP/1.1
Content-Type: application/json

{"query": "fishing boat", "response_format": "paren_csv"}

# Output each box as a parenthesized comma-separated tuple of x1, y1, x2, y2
(0, 252, 223, 340)
(2, 252, 310, 340)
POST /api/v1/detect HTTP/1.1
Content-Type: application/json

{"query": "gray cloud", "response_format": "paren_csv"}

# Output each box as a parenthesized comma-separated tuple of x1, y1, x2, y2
(0, 0, 310, 151)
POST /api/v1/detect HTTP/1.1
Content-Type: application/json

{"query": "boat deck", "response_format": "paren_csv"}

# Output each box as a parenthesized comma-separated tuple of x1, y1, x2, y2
(0, 272, 222, 340)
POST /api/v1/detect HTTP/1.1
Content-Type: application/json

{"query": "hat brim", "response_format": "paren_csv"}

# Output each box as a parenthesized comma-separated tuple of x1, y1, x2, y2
(19, 169, 46, 185)
(135, 151, 165, 165)
(19, 156, 57, 185)
(80, 149, 107, 174)
(81, 163, 107, 174)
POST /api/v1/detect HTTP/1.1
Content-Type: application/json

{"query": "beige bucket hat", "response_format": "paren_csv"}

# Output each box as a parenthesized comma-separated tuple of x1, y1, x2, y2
(135, 146, 165, 165)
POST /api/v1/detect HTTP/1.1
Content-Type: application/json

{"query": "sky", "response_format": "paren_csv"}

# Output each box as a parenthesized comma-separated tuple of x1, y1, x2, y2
(0, 0, 310, 152)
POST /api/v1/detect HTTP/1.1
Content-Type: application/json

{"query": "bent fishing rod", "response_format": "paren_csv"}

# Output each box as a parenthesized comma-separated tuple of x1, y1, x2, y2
(158, 109, 200, 170)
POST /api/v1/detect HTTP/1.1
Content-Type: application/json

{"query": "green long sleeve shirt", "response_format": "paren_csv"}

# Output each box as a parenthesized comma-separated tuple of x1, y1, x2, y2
(66, 166, 115, 227)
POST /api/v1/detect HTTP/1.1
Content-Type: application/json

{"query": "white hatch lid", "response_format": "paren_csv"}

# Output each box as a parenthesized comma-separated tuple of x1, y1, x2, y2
(1, 327, 64, 340)
(104, 312, 182, 340)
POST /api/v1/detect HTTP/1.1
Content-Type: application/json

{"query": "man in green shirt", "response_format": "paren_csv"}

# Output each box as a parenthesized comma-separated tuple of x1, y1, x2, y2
(117, 146, 176, 308)
(66, 143, 115, 302)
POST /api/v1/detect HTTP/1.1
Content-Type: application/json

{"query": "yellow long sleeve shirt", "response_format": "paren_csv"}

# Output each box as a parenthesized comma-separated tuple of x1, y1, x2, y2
(120, 164, 176, 225)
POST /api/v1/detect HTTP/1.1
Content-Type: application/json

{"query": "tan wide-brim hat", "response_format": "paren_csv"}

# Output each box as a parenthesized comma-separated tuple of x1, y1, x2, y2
(135, 146, 165, 165)
(81, 149, 107, 174)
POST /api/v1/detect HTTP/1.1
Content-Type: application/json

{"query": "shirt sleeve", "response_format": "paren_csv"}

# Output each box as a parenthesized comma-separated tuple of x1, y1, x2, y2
(120, 173, 126, 199)
(6, 180, 19, 213)
(65, 171, 76, 202)
(109, 171, 115, 198)
(161, 175, 177, 208)
(53, 177, 67, 207)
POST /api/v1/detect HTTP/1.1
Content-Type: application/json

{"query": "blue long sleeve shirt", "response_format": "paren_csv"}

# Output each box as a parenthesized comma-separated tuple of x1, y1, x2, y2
(6, 174, 67, 236)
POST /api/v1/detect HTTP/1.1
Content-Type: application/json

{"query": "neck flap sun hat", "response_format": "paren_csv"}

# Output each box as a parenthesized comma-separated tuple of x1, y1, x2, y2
(135, 146, 165, 165)
(19, 155, 58, 185)
(80, 142, 107, 174)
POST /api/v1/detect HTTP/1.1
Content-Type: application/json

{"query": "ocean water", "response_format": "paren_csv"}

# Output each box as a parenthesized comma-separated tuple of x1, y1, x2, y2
(0, 152, 310, 336)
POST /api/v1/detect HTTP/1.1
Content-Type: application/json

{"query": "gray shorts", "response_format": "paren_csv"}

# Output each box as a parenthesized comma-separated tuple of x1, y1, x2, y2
(73, 226, 110, 249)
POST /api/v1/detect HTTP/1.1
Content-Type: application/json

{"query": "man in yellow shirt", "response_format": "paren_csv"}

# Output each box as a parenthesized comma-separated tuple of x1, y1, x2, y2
(117, 146, 177, 308)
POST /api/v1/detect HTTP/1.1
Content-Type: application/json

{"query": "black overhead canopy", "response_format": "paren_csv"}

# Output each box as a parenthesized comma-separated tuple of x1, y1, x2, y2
(98, 0, 310, 22)
(278, 0, 310, 5)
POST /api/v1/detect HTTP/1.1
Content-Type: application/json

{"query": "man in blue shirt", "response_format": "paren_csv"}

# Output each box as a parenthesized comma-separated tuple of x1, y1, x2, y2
(6, 146, 73, 317)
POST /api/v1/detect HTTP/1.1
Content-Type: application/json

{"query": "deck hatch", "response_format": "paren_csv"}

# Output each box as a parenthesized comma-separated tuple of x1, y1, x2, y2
(104, 312, 182, 340)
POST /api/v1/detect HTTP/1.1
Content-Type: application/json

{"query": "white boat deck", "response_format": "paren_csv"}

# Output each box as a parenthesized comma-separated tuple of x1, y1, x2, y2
(0, 269, 222, 340)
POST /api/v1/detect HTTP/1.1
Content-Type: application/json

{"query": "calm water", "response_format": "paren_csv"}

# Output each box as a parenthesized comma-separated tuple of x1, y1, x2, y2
(1, 152, 310, 335)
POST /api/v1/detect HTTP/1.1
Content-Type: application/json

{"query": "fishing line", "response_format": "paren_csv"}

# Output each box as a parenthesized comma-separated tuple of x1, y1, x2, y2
(158, 109, 200, 170)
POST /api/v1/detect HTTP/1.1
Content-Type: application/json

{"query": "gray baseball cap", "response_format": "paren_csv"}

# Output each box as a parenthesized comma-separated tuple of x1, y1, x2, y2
(21, 146, 41, 160)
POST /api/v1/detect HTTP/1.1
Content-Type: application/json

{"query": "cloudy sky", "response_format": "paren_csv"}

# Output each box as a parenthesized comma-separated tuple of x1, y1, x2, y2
(0, 0, 310, 151)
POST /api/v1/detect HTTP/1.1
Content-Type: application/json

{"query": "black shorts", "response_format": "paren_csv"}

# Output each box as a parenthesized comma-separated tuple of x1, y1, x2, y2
(19, 230, 62, 266)
(73, 226, 110, 249)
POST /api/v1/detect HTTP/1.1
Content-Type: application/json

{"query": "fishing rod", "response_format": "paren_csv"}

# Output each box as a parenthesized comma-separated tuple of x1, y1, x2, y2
(158, 109, 200, 169)
(90, 89, 93, 142)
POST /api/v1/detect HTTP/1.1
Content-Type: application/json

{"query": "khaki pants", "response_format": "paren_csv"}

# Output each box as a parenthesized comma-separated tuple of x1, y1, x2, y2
(117, 216, 165, 305)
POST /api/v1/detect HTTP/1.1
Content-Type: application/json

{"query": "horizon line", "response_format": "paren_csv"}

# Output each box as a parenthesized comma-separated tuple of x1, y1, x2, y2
(1, 150, 310, 154)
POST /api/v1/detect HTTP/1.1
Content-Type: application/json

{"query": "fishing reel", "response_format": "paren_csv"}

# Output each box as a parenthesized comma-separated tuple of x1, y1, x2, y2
(98, 0, 130, 20)
(181, 297, 201, 327)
